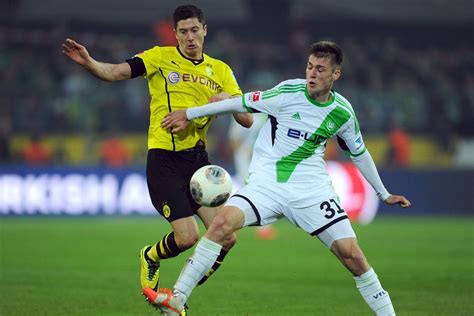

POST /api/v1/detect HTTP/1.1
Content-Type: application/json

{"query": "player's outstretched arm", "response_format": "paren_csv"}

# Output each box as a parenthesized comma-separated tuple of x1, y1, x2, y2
(209, 93, 253, 128)
(61, 38, 131, 82)
(350, 150, 411, 208)
(384, 194, 411, 208)
(162, 97, 247, 133)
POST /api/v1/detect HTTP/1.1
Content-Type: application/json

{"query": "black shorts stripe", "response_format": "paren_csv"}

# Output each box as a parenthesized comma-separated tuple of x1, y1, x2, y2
(232, 194, 261, 226)
(310, 215, 349, 236)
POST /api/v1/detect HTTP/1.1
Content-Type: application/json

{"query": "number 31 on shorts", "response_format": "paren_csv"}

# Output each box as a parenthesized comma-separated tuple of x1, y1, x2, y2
(320, 199, 345, 219)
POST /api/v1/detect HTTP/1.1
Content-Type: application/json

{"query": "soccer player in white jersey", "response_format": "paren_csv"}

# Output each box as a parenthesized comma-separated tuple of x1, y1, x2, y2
(149, 41, 411, 316)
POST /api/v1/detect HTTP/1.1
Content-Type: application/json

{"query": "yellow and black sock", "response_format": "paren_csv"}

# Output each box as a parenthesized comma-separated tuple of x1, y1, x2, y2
(197, 249, 229, 286)
(147, 232, 182, 261)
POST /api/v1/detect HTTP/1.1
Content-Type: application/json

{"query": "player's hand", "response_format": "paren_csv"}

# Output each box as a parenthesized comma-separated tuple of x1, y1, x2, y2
(161, 110, 189, 133)
(62, 38, 91, 66)
(384, 195, 411, 208)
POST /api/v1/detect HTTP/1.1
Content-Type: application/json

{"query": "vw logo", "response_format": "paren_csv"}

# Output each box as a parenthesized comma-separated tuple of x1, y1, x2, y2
(327, 121, 335, 130)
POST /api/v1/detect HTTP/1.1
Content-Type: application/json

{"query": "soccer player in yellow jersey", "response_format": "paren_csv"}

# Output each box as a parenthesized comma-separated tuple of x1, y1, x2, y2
(62, 5, 252, 313)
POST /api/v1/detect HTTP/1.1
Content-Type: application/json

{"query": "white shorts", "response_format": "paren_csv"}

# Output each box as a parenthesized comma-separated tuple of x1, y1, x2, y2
(226, 179, 356, 248)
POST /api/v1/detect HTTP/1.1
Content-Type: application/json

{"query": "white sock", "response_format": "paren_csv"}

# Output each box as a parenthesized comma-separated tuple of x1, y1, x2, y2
(173, 237, 222, 307)
(354, 268, 396, 316)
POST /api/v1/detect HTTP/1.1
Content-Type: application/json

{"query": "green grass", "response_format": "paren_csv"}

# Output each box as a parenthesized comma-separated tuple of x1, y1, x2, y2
(1, 217, 473, 315)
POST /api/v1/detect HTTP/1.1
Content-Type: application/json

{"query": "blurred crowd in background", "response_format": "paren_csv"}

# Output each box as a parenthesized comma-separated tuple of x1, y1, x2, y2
(1, 16, 473, 169)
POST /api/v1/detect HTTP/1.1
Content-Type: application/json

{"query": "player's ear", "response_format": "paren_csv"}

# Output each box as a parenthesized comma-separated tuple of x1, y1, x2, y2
(332, 67, 341, 81)
(203, 24, 207, 37)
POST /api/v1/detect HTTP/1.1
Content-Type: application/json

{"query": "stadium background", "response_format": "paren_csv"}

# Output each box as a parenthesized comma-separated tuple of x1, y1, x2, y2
(0, 0, 473, 315)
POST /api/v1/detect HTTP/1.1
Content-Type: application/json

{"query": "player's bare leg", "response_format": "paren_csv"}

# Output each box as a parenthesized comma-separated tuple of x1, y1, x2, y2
(196, 205, 238, 285)
(331, 238, 396, 316)
(147, 206, 245, 311)
(198, 205, 238, 250)
(331, 237, 370, 275)
(140, 217, 199, 291)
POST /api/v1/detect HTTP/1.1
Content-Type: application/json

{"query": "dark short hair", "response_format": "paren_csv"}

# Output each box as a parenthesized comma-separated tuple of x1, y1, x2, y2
(173, 5, 206, 28)
(308, 41, 343, 66)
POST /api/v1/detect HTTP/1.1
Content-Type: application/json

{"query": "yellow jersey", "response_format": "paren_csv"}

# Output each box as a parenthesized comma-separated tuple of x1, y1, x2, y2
(136, 46, 242, 151)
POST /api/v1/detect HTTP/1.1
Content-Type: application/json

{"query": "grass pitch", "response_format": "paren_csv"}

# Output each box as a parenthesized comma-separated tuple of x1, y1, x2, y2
(1, 217, 473, 315)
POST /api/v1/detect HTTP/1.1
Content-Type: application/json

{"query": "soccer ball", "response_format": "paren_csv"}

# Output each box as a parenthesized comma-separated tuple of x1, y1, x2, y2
(190, 165, 232, 207)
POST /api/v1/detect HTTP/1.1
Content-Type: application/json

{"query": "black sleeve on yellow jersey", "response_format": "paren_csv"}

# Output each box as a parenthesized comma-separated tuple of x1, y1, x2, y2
(126, 57, 146, 78)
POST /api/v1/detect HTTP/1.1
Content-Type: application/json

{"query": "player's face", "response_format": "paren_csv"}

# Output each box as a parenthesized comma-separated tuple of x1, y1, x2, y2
(306, 55, 340, 100)
(175, 18, 207, 59)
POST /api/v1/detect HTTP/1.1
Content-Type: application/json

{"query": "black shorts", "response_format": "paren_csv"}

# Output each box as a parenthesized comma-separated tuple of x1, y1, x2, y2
(146, 147, 210, 222)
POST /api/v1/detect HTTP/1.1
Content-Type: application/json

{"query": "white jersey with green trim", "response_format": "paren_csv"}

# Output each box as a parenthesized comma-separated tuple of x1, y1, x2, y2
(243, 79, 366, 184)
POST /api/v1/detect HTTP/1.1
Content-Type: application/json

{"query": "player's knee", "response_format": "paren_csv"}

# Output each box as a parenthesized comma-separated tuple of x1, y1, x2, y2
(208, 213, 235, 241)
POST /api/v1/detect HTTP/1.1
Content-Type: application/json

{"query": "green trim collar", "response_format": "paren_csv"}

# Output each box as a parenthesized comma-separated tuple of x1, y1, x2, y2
(305, 87, 335, 107)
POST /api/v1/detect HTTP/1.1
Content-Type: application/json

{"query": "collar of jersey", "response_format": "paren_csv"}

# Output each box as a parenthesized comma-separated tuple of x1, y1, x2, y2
(176, 46, 205, 65)
(304, 87, 335, 107)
